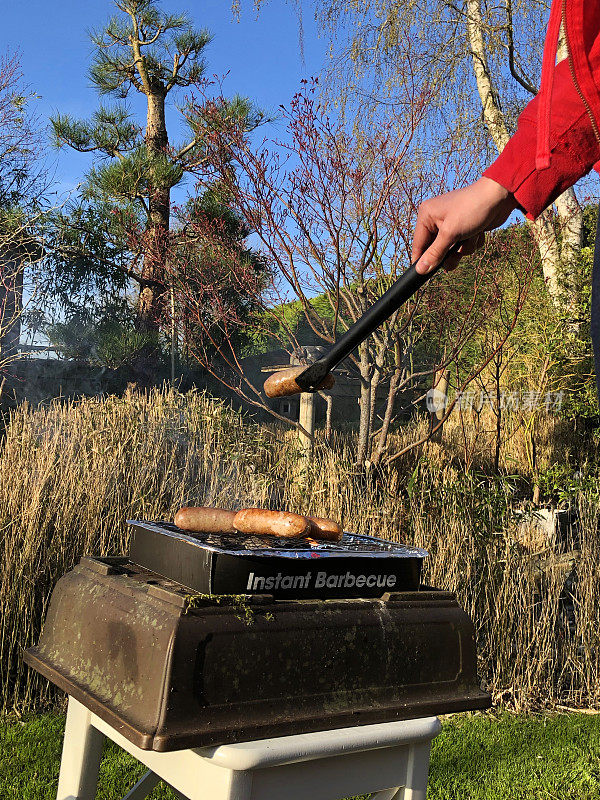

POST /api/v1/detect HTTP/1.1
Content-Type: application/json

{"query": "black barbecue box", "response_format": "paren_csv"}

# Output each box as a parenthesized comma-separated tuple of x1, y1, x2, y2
(128, 520, 427, 599)
(24, 520, 491, 752)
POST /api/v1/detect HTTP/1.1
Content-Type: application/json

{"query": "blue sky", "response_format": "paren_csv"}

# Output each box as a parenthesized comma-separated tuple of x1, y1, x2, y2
(2, 0, 326, 196)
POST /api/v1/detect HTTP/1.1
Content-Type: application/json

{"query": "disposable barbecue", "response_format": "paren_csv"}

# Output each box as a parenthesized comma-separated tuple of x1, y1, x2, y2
(128, 519, 427, 599)
(24, 546, 490, 751)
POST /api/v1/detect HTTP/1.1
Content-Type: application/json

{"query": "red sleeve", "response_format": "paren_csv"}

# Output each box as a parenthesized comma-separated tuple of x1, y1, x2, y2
(483, 58, 600, 219)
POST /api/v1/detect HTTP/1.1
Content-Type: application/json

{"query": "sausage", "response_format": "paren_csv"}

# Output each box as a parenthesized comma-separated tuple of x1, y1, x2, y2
(263, 366, 335, 398)
(233, 508, 312, 539)
(308, 516, 343, 542)
(174, 507, 237, 534)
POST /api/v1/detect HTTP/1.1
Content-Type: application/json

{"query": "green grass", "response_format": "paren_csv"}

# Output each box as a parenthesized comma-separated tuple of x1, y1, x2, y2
(428, 713, 600, 799)
(3, 712, 600, 799)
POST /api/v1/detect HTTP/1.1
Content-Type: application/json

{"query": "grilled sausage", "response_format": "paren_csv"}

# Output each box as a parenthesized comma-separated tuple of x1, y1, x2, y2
(233, 508, 312, 539)
(174, 507, 237, 534)
(308, 516, 343, 542)
(263, 366, 335, 398)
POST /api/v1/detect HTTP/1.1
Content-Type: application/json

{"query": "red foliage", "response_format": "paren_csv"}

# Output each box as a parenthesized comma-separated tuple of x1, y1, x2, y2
(165, 75, 538, 458)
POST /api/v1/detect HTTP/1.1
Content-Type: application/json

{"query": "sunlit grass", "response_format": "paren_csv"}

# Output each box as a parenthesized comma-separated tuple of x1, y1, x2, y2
(4, 712, 600, 799)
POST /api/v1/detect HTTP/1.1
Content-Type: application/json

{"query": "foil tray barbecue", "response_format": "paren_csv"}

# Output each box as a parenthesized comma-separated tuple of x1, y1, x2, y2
(128, 520, 428, 599)
(24, 556, 491, 751)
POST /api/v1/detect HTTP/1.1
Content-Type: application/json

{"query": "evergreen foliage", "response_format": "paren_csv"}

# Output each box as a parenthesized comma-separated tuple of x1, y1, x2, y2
(171, 188, 271, 361)
(48, 0, 261, 343)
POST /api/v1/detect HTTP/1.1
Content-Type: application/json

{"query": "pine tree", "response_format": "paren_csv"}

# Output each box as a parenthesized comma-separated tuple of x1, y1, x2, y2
(51, 0, 255, 334)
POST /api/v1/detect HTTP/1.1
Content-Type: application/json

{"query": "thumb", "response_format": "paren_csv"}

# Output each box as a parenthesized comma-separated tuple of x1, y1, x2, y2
(416, 229, 457, 275)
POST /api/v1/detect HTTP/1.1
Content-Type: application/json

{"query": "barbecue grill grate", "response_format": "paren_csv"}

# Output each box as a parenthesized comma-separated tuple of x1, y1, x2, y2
(129, 520, 427, 560)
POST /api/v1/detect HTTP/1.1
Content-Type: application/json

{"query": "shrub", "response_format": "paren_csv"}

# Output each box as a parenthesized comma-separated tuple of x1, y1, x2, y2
(1, 388, 599, 713)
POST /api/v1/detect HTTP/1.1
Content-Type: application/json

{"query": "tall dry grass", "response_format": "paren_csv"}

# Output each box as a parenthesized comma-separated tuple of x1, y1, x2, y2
(1, 387, 599, 713)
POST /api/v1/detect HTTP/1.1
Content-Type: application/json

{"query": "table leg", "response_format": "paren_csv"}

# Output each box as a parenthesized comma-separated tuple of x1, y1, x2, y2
(398, 741, 433, 800)
(122, 770, 161, 800)
(57, 698, 105, 800)
(370, 788, 402, 800)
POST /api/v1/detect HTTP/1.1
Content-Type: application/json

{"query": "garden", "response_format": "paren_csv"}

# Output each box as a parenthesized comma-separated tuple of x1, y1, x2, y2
(3, 0, 600, 797)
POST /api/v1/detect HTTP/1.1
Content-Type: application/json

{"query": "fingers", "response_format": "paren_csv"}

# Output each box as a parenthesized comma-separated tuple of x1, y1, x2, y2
(460, 232, 485, 255)
(412, 178, 516, 277)
(411, 206, 436, 267)
(442, 233, 486, 272)
(415, 228, 487, 275)
(443, 249, 463, 272)
(412, 177, 508, 275)
(415, 227, 457, 275)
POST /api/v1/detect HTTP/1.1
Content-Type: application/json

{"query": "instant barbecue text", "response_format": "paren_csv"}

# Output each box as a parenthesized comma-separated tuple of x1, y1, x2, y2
(246, 570, 397, 592)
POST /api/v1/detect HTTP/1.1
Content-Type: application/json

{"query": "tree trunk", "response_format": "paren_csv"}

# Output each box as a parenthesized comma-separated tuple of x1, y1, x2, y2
(325, 393, 333, 444)
(170, 281, 177, 385)
(298, 390, 315, 456)
(372, 376, 401, 466)
(465, 0, 510, 151)
(492, 350, 502, 471)
(368, 359, 383, 442)
(0, 256, 23, 364)
(553, 35, 584, 314)
(138, 90, 170, 334)
(400, 327, 413, 386)
(554, 187, 584, 313)
(429, 367, 449, 443)
(466, 0, 582, 311)
(372, 339, 404, 466)
(356, 341, 372, 467)
(528, 211, 563, 304)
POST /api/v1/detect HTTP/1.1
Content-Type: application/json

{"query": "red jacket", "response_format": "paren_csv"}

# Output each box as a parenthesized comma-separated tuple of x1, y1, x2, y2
(483, 0, 600, 219)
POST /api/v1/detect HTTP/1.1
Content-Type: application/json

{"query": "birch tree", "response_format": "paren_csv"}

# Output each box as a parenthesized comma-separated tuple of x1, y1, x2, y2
(464, 2, 583, 316)
(269, 0, 586, 316)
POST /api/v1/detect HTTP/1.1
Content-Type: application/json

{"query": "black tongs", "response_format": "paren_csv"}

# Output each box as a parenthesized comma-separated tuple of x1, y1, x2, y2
(294, 246, 459, 391)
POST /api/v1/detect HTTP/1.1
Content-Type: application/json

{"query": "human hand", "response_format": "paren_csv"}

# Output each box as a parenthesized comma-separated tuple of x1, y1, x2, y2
(412, 177, 520, 275)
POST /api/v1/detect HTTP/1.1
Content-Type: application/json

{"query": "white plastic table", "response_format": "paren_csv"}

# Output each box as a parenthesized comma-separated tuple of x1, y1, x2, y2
(57, 696, 441, 800)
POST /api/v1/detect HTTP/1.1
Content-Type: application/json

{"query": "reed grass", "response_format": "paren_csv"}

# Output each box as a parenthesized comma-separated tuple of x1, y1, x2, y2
(1, 387, 599, 713)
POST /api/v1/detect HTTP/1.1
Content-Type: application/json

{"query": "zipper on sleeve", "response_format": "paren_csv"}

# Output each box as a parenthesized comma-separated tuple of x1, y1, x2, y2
(563, 0, 600, 145)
